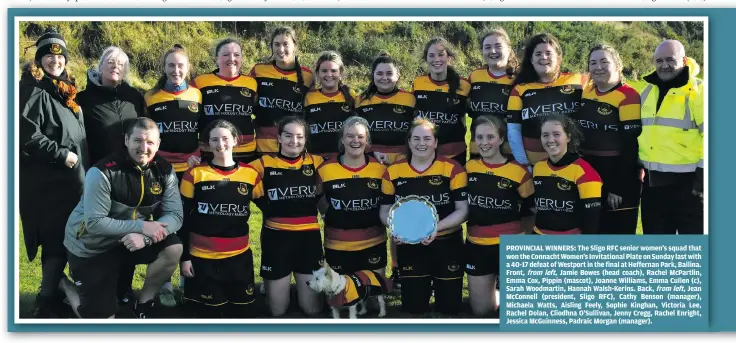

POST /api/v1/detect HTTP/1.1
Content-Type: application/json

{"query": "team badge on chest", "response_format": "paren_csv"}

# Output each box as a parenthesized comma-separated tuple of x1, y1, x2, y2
(150, 181, 162, 195)
(238, 183, 249, 196)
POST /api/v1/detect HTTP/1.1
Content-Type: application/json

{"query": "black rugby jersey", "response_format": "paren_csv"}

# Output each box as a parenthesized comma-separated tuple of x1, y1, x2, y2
(248, 152, 324, 231)
(250, 63, 314, 153)
(179, 163, 263, 260)
(381, 156, 468, 237)
(144, 86, 203, 172)
(507, 73, 585, 165)
(412, 75, 471, 159)
(317, 155, 386, 251)
(304, 88, 358, 160)
(532, 153, 602, 234)
(468, 68, 514, 156)
(192, 72, 259, 155)
(356, 90, 415, 163)
(465, 158, 534, 245)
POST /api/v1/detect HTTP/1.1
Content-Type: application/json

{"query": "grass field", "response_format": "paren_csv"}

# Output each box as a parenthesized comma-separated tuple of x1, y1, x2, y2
(17, 115, 643, 319)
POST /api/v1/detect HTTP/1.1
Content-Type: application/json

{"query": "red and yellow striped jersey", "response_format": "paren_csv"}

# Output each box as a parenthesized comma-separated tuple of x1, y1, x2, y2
(465, 158, 534, 245)
(304, 88, 359, 159)
(317, 155, 387, 251)
(575, 82, 641, 156)
(355, 90, 415, 163)
(412, 75, 471, 159)
(192, 72, 259, 154)
(248, 153, 324, 231)
(507, 73, 585, 165)
(532, 153, 602, 234)
(250, 62, 314, 153)
(144, 86, 203, 172)
(381, 156, 468, 237)
(179, 163, 263, 259)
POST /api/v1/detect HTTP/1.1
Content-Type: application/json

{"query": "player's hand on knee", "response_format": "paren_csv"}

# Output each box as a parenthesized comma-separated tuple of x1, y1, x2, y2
(180, 260, 195, 277)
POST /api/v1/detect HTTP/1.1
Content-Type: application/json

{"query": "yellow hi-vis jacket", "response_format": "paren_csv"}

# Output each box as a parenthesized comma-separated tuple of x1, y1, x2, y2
(636, 57, 704, 174)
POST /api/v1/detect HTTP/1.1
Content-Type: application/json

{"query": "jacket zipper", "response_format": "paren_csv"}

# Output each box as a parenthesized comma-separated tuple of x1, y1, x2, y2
(132, 165, 145, 219)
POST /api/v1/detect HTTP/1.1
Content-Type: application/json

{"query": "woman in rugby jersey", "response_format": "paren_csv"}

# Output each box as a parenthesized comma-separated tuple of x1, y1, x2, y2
(250, 27, 314, 155)
(179, 119, 263, 318)
(468, 28, 519, 160)
(355, 52, 416, 288)
(412, 37, 471, 166)
(379, 118, 468, 317)
(190, 38, 259, 165)
(356, 52, 415, 165)
(304, 51, 358, 161)
(144, 44, 203, 181)
(532, 115, 602, 235)
(465, 115, 534, 317)
(507, 33, 586, 169)
(248, 116, 324, 317)
(316, 116, 388, 277)
(574, 44, 642, 234)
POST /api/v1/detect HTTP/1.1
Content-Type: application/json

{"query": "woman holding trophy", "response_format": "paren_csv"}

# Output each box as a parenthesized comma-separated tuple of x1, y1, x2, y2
(379, 118, 468, 317)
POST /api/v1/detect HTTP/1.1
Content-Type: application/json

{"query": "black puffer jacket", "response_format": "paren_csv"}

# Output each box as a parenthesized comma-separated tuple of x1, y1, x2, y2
(19, 63, 88, 261)
(77, 69, 144, 165)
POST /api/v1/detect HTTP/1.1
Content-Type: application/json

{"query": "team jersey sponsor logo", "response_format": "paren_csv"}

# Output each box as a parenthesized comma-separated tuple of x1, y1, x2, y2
(469, 177, 478, 182)
(310, 121, 343, 134)
(416, 110, 460, 125)
(470, 101, 506, 113)
(417, 95, 427, 99)
(332, 183, 346, 189)
(267, 185, 317, 201)
(206, 89, 219, 95)
(204, 104, 254, 116)
(261, 81, 273, 86)
(468, 194, 513, 210)
(258, 97, 303, 112)
(154, 106, 167, 112)
(429, 176, 443, 186)
(202, 185, 215, 191)
(330, 197, 381, 211)
(396, 193, 450, 206)
(188, 102, 199, 113)
(396, 181, 407, 186)
(535, 198, 574, 212)
(367, 120, 409, 132)
(521, 102, 581, 120)
(197, 202, 249, 216)
(150, 182, 162, 195)
(269, 171, 283, 176)
(238, 183, 249, 196)
(472, 85, 482, 90)
(578, 119, 618, 132)
(157, 121, 197, 133)
(524, 91, 537, 98)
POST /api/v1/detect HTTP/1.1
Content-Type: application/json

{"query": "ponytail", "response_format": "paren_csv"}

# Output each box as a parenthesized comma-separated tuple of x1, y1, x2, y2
(294, 55, 308, 103)
(338, 82, 355, 110)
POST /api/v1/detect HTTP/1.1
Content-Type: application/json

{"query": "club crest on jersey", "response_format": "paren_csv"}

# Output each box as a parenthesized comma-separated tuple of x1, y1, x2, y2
(597, 103, 613, 115)
(240, 88, 252, 98)
(368, 254, 381, 264)
(302, 165, 314, 176)
(497, 178, 513, 190)
(238, 183, 249, 196)
(341, 103, 351, 112)
(393, 106, 406, 114)
(49, 43, 62, 55)
(150, 182, 162, 195)
(448, 263, 460, 272)
(429, 176, 443, 186)
(501, 87, 510, 96)
(245, 284, 255, 296)
(557, 179, 573, 191)
(292, 85, 302, 94)
(447, 97, 461, 105)
(188, 102, 199, 113)
(367, 179, 379, 189)
(559, 85, 575, 95)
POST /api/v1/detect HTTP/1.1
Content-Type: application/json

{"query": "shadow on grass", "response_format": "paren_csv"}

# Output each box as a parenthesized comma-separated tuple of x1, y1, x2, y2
(19, 284, 496, 319)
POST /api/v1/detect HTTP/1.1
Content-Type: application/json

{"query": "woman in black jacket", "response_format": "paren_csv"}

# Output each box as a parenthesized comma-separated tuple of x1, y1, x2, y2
(77, 46, 145, 165)
(19, 29, 88, 318)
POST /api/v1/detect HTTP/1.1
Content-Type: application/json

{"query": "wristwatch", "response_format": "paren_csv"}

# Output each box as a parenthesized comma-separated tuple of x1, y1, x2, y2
(143, 236, 152, 246)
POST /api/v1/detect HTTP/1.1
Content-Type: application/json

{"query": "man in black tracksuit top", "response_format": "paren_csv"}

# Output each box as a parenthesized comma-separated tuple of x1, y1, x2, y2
(62, 118, 183, 319)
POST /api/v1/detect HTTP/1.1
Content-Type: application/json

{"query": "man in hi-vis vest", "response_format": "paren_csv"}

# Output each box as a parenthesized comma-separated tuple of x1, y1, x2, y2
(637, 39, 704, 235)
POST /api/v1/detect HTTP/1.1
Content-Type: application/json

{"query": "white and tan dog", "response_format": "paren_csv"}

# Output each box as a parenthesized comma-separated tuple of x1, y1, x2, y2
(307, 262, 391, 319)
